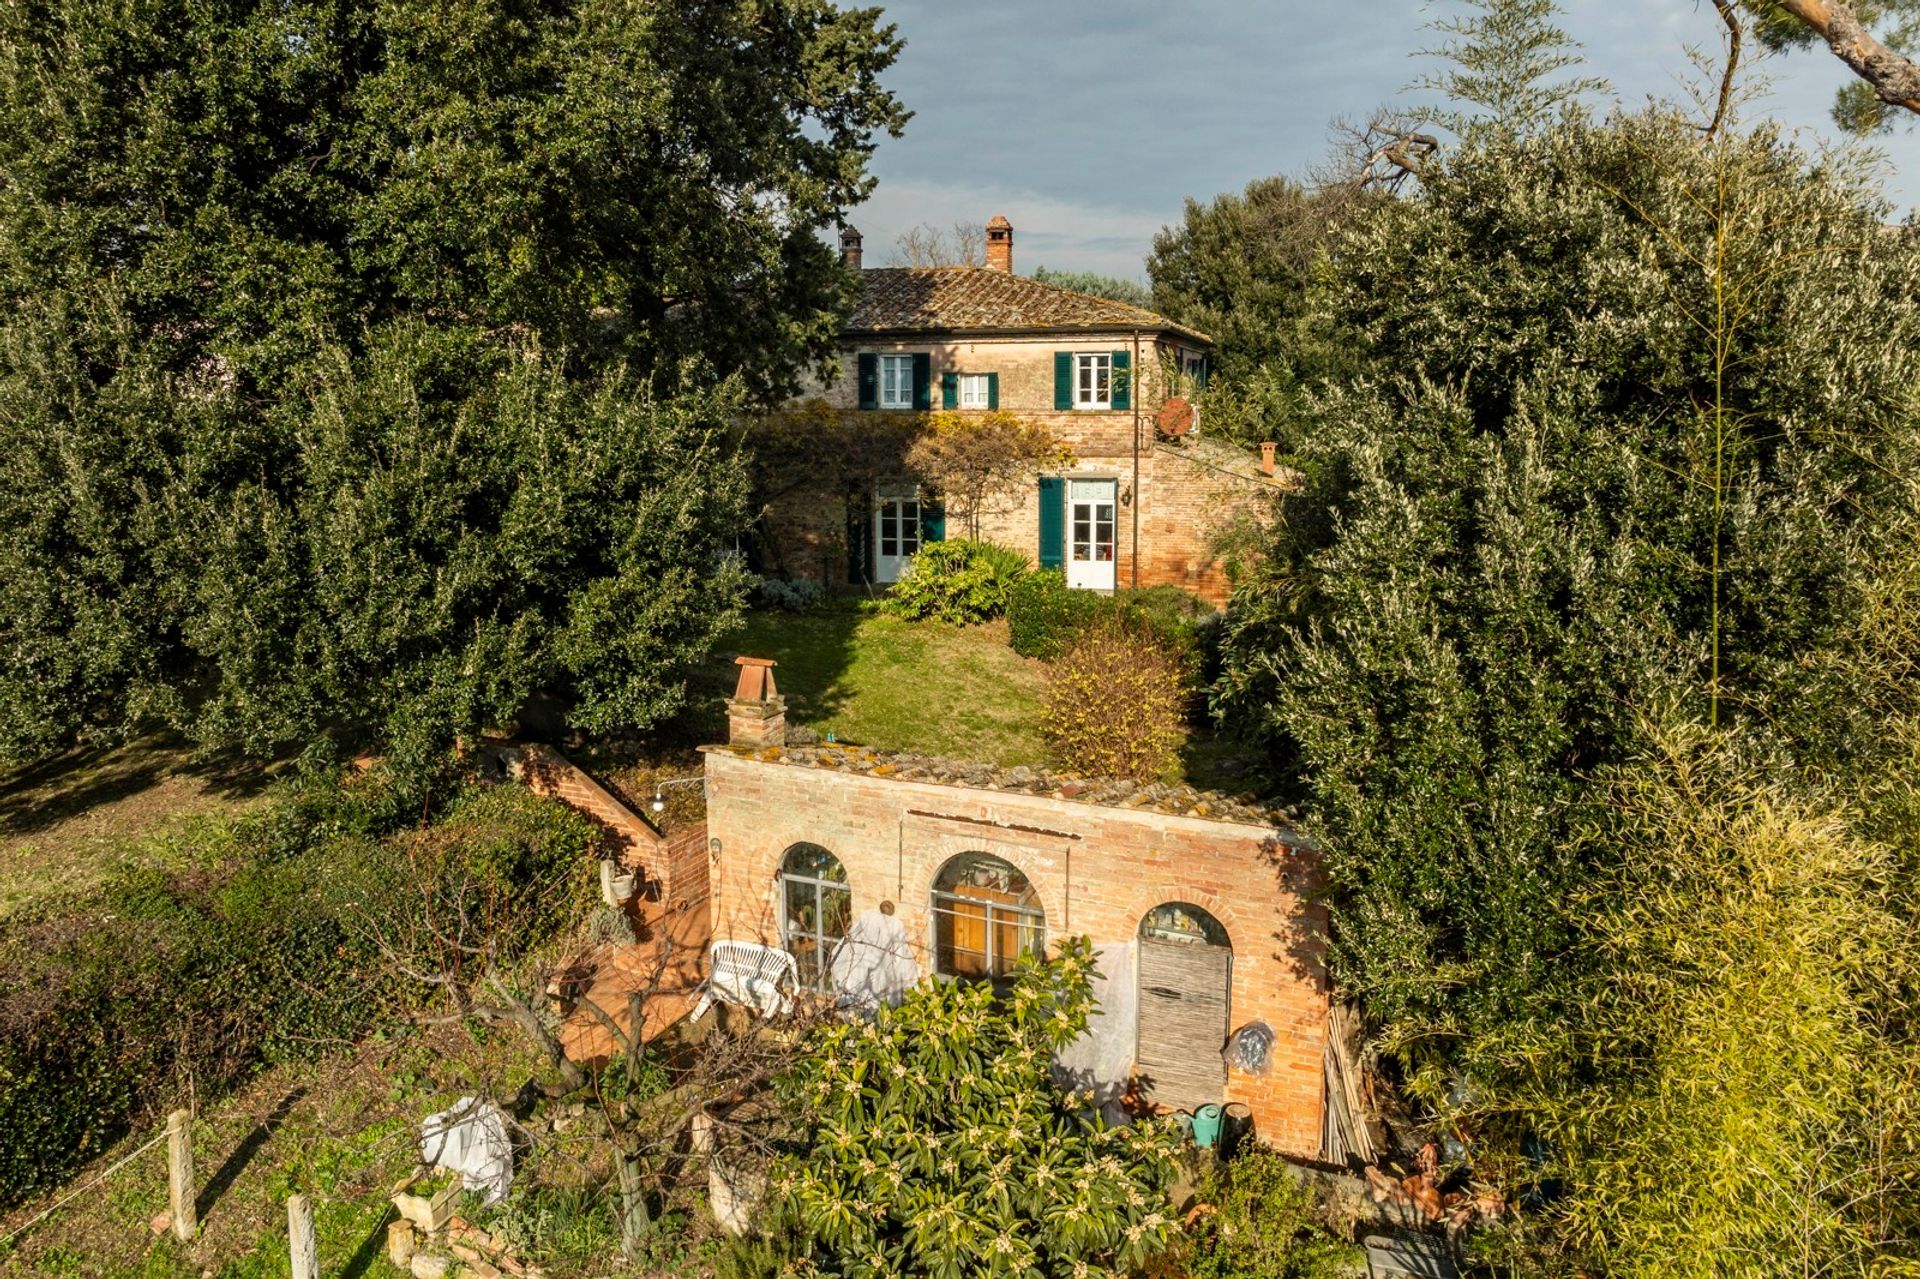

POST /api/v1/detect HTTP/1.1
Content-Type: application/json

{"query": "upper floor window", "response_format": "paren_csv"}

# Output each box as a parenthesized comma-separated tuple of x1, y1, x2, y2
(958, 373, 991, 409)
(1075, 353, 1111, 409)
(879, 354, 914, 409)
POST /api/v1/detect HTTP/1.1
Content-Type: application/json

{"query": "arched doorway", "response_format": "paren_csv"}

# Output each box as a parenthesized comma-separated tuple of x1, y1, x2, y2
(931, 852, 1045, 984)
(779, 843, 851, 991)
(1136, 902, 1232, 1110)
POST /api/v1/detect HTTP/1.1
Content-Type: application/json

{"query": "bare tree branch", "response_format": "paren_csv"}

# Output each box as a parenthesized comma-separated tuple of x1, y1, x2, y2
(1705, 0, 1745, 141)
(1770, 0, 1920, 115)
(1314, 111, 1440, 198)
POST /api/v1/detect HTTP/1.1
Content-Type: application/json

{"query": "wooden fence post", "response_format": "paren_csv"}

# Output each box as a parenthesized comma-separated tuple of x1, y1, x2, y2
(166, 1109, 196, 1242)
(287, 1193, 317, 1279)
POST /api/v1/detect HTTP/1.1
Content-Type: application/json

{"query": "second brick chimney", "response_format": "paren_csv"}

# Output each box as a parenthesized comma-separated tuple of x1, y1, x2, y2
(840, 225, 863, 270)
(985, 215, 1013, 273)
(727, 656, 786, 749)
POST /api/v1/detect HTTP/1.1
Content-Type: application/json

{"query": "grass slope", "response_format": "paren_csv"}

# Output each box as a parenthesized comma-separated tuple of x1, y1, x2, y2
(727, 606, 1050, 766)
(0, 737, 281, 918)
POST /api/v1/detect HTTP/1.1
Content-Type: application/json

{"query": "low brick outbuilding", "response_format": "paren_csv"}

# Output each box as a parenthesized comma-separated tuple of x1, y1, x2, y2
(701, 663, 1330, 1156)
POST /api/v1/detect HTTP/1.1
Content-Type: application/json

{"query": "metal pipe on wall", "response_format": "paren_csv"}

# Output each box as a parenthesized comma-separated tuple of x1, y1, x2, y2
(1130, 327, 1141, 589)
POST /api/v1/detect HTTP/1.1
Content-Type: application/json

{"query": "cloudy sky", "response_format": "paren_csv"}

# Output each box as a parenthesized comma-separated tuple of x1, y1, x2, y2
(849, 1, 1920, 279)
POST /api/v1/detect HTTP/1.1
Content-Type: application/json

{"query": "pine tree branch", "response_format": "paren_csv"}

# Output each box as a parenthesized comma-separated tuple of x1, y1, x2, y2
(1770, 0, 1920, 114)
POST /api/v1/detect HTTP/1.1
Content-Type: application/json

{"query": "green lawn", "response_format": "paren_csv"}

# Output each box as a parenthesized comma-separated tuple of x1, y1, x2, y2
(0, 737, 280, 918)
(726, 605, 1052, 766)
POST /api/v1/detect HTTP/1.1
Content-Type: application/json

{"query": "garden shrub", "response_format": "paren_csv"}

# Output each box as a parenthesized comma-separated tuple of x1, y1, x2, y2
(0, 774, 597, 1206)
(1007, 569, 1100, 659)
(754, 575, 825, 614)
(1183, 1151, 1359, 1279)
(1042, 616, 1189, 780)
(1010, 573, 1217, 687)
(883, 538, 1029, 624)
(740, 938, 1184, 1279)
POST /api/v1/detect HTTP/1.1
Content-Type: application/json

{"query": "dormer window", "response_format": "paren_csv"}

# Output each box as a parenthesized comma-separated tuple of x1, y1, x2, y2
(1075, 353, 1111, 409)
(879, 354, 913, 409)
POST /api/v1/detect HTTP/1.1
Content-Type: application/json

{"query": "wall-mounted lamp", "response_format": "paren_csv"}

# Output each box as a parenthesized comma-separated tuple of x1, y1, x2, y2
(1120, 484, 1133, 508)
(651, 774, 705, 813)
(709, 837, 723, 861)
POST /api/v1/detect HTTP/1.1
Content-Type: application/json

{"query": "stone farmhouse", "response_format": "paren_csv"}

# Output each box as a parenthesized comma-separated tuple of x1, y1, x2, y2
(754, 216, 1283, 604)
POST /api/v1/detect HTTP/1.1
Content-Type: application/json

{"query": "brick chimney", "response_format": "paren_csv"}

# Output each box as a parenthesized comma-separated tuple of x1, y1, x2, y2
(1259, 442, 1277, 477)
(727, 656, 786, 749)
(839, 225, 863, 270)
(985, 215, 1013, 273)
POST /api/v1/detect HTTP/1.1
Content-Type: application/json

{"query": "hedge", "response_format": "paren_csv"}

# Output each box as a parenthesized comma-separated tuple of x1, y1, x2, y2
(0, 773, 598, 1205)
(1009, 574, 1218, 685)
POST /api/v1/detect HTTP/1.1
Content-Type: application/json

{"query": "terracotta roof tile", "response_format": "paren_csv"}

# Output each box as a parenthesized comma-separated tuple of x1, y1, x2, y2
(846, 267, 1209, 343)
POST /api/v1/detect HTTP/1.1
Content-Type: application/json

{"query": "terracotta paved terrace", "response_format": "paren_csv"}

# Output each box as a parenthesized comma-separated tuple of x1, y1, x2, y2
(558, 898, 710, 1065)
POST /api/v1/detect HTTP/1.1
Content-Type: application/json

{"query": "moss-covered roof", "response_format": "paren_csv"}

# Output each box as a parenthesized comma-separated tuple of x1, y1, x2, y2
(846, 267, 1210, 343)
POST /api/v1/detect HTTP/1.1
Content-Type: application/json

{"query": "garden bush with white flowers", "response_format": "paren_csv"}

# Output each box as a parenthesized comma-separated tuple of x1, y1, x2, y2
(737, 938, 1183, 1279)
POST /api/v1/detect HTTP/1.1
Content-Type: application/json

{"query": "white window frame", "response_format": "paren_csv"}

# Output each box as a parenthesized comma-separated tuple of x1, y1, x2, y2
(958, 372, 991, 409)
(879, 354, 913, 409)
(1074, 353, 1111, 410)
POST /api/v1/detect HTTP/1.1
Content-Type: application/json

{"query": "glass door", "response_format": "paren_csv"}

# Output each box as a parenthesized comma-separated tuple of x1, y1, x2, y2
(873, 483, 921, 584)
(1065, 479, 1117, 590)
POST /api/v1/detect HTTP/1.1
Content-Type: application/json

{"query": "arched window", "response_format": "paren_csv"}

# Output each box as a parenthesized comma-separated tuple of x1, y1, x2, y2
(931, 852, 1045, 983)
(779, 843, 850, 992)
(1139, 901, 1231, 948)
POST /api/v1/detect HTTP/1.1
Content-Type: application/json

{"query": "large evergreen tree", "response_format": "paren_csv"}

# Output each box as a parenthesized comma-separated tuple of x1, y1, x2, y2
(0, 0, 908, 770)
(1216, 108, 1920, 1087)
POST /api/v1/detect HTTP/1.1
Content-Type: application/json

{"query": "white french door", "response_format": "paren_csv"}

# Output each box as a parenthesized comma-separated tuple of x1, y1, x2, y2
(874, 483, 922, 584)
(1065, 479, 1117, 591)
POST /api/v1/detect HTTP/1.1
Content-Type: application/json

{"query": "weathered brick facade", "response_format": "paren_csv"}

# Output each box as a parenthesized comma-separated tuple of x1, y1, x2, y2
(699, 743, 1330, 1156)
(750, 238, 1284, 605)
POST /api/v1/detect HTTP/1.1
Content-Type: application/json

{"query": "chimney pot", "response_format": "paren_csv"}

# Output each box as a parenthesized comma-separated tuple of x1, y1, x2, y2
(985, 215, 1013, 273)
(839, 225, 863, 270)
(1259, 442, 1277, 476)
(727, 656, 786, 749)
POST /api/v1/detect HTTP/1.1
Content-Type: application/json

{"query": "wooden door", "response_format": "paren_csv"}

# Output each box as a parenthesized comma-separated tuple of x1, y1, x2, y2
(1136, 938, 1231, 1110)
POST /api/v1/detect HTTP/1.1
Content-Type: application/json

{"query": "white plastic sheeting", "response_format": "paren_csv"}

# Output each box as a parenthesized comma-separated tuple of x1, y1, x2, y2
(1053, 940, 1137, 1114)
(419, 1097, 515, 1206)
(828, 909, 921, 1011)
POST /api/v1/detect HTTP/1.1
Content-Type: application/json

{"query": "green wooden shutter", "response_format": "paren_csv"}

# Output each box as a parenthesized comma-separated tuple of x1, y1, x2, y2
(987, 372, 999, 410)
(856, 353, 878, 410)
(1054, 352, 1073, 410)
(921, 499, 946, 543)
(1037, 477, 1065, 569)
(1110, 349, 1131, 411)
(912, 353, 932, 410)
(941, 371, 959, 410)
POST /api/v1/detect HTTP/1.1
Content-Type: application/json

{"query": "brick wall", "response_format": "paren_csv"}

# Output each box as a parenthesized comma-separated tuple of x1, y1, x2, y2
(508, 743, 714, 907)
(760, 333, 1274, 604)
(666, 824, 712, 912)
(701, 746, 1329, 1155)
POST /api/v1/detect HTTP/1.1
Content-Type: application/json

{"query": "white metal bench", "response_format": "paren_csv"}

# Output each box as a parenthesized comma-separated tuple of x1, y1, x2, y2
(691, 940, 799, 1021)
